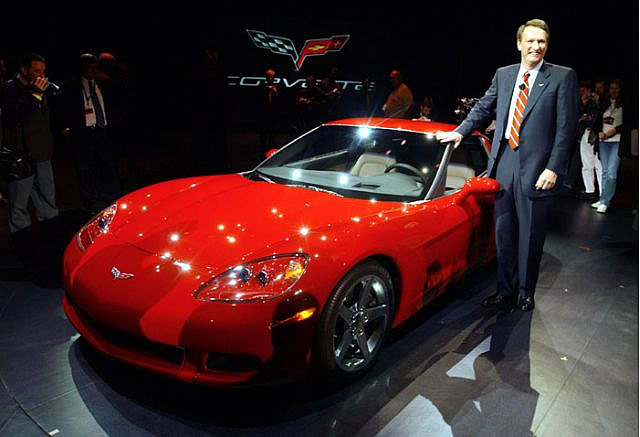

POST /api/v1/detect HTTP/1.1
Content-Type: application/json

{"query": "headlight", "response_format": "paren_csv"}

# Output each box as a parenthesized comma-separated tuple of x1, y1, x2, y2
(193, 253, 309, 302)
(76, 203, 118, 251)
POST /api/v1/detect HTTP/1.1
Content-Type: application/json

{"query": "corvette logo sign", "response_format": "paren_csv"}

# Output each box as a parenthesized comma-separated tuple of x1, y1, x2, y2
(111, 266, 134, 281)
(247, 29, 350, 71)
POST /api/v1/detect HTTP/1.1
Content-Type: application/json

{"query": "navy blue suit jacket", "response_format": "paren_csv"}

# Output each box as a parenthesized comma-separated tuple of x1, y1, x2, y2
(456, 61, 579, 197)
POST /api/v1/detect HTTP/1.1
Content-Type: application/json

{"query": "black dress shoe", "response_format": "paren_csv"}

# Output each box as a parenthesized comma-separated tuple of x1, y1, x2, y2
(518, 296, 535, 312)
(482, 293, 516, 311)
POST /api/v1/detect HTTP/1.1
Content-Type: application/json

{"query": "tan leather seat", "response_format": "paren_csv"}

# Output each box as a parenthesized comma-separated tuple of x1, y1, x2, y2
(446, 163, 475, 189)
(350, 153, 397, 177)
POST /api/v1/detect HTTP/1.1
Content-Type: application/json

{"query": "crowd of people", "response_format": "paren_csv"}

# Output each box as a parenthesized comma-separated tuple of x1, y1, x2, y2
(567, 78, 630, 214)
(0, 51, 136, 267)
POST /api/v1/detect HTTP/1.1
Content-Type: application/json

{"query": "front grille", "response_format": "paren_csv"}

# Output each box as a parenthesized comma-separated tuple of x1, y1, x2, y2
(206, 353, 262, 371)
(72, 300, 184, 365)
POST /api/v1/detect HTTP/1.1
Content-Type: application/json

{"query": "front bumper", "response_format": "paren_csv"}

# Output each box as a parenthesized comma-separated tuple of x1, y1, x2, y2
(63, 289, 319, 386)
(62, 237, 320, 386)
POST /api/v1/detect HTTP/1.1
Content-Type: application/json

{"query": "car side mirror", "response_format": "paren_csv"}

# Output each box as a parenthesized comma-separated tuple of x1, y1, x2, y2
(266, 148, 279, 158)
(454, 177, 500, 205)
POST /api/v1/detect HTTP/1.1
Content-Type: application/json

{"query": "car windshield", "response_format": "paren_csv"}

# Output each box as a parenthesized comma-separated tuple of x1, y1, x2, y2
(249, 125, 446, 202)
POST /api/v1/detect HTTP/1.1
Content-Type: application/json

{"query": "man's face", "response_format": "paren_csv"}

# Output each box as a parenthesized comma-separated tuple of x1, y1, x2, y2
(609, 82, 620, 99)
(83, 62, 98, 80)
(389, 71, 402, 88)
(305, 76, 315, 87)
(579, 86, 591, 99)
(517, 26, 548, 68)
(20, 60, 46, 84)
(595, 82, 606, 96)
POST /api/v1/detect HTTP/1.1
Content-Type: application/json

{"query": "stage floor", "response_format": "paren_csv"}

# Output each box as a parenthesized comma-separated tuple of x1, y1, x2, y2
(0, 138, 637, 436)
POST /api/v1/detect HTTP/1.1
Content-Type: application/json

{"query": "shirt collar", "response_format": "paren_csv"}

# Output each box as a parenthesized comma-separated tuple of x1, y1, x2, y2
(517, 60, 543, 80)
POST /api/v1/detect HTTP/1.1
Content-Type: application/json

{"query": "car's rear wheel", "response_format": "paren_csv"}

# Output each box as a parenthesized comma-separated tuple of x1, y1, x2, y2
(313, 260, 394, 383)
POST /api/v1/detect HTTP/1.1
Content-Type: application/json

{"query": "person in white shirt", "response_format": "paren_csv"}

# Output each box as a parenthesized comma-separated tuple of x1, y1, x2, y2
(591, 78, 624, 213)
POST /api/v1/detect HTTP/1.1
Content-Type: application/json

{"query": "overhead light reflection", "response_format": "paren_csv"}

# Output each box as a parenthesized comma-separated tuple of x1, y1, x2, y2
(174, 261, 191, 271)
(357, 127, 371, 138)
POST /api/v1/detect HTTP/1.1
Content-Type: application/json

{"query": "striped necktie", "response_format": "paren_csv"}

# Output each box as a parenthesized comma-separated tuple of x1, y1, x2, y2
(508, 71, 530, 150)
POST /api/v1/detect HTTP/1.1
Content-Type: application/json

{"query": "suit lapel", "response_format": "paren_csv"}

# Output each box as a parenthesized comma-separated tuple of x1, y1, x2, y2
(522, 62, 551, 122)
(499, 66, 519, 135)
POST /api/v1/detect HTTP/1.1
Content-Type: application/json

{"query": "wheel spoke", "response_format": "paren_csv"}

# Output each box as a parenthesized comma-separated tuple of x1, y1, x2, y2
(336, 331, 352, 361)
(358, 278, 373, 309)
(366, 304, 388, 323)
(356, 332, 370, 359)
(338, 305, 353, 327)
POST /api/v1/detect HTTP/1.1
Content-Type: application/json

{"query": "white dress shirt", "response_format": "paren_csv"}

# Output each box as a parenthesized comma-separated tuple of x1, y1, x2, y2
(81, 77, 107, 127)
(505, 60, 543, 140)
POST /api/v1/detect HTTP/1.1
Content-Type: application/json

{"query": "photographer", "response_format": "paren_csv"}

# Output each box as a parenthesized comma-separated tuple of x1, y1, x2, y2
(0, 53, 58, 262)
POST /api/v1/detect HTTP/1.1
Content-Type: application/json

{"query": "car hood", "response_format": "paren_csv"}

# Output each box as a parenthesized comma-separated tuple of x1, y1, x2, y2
(112, 174, 397, 271)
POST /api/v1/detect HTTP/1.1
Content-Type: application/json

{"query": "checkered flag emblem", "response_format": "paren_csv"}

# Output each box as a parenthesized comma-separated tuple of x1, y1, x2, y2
(247, 30, 298, 63)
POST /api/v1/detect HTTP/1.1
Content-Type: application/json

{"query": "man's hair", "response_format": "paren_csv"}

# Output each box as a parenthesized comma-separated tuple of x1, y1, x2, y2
(98, 52, 117, 72)
(594, 76, 608, 86)
(517, 19, 550, 42)
(18, 52, 46, 69)
(421, 96, 433, 107)
(79, 53, 98, 72)
(610, 78, 624, 108)
(579, 80, 593, 90)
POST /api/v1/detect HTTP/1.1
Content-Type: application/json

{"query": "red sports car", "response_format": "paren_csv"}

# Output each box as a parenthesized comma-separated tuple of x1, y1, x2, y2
(62, 118, 498, 387)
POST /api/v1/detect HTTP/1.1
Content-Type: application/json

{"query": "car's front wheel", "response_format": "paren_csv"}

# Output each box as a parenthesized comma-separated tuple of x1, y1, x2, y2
(313, 260, 394, 383)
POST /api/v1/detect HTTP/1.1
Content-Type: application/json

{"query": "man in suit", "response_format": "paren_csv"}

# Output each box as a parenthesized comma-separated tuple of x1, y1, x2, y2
(61, 53, 120, 214)
(437, 19, 579, 312)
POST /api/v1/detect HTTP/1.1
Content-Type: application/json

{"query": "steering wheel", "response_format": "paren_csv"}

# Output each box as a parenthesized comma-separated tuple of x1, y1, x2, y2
(384, 163, 429, 188)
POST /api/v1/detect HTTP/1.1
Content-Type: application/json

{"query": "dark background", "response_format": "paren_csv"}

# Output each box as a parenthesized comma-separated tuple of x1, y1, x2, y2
(1, 2, 638, 129)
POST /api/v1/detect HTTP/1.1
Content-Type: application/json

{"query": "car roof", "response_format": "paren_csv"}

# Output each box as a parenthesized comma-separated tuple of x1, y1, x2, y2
(324, 118, 458, 134)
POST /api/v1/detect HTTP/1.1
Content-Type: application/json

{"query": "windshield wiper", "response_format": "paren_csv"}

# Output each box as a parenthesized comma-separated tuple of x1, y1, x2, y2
(287, 184, 344, 197)
(254, 171, 275, 183)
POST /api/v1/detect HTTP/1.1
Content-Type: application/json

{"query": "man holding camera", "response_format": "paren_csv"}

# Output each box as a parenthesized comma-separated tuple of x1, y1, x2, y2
(0, 53, 59, 262)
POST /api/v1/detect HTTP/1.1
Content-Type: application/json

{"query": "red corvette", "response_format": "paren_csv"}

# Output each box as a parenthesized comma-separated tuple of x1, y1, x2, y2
(62, 118, 498, 387)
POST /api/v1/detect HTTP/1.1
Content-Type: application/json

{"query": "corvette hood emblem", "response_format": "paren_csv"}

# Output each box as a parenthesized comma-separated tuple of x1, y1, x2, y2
(111, 267, 134, 281)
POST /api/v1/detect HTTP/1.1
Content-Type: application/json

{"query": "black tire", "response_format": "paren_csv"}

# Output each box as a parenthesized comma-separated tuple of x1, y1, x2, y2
(313, 260, 394, 384)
